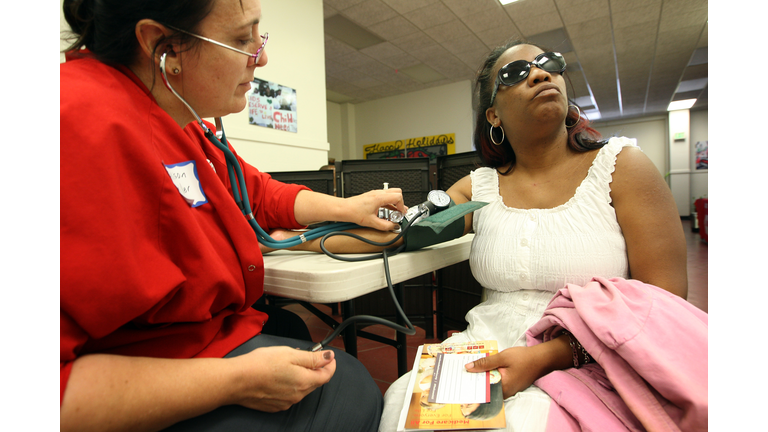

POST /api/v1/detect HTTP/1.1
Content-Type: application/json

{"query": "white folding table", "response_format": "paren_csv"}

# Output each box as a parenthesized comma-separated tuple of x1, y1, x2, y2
(262, 234, 473, 375)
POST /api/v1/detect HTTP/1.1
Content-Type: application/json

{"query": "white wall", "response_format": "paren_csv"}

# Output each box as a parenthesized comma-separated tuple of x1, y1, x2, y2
(592, 116, 668, 176)
(60, 0, 330, 174)
(333, 80, 474, 160)
(325, 101, 344, 161)
(591, 109, 709, 216)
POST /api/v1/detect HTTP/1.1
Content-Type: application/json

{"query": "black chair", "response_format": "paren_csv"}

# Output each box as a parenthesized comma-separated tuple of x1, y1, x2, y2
(434, 151, 486, 338)
(339, 158, 436, 338)
(435, 151, 482, 192)
(340, 158, 432, 206)
(267, 169, 336, 196)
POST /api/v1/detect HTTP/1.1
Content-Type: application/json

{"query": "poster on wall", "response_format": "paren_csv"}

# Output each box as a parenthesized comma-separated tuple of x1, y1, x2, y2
(248, 78, 297, 133)
(363, 134, 456, 161)
(695, 141, 708, 170)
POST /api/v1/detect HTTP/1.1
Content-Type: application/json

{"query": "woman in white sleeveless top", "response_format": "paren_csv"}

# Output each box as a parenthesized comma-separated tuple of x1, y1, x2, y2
(378, 40, 687, 432)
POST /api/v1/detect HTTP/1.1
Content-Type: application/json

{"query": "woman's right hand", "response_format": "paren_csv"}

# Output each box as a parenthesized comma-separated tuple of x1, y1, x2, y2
(228, 346, 336, 412)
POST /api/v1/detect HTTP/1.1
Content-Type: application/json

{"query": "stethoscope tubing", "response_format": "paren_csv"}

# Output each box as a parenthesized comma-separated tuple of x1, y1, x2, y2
(159, 53, 418, 346)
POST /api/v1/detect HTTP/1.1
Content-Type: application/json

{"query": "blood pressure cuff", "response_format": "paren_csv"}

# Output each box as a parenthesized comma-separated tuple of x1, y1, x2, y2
(402, 200, 488, 252)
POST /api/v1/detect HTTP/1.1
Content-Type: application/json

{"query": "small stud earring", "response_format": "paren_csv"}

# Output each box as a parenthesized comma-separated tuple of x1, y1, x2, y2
(173, 68, 180, 75)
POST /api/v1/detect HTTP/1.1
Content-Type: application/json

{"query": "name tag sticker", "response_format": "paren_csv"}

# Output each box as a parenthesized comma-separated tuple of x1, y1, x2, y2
(164, 160, 208, 207)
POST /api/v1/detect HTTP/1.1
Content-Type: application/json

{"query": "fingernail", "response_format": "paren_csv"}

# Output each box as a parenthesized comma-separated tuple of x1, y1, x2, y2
(465, 362, 474, 369)
(323, 351, 332, 360)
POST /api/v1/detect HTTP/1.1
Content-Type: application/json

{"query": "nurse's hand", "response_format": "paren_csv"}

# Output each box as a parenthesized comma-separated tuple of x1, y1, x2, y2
(229, 346, 336, 412)
(343, 188, 407, 232)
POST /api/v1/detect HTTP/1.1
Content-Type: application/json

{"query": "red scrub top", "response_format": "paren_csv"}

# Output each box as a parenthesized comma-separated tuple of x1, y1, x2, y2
(60, 55, 309, 403)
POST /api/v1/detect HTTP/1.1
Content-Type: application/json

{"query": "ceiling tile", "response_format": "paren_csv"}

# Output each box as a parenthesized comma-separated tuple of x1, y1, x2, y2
(442, 0, 502, 19)
(390, 31, 440, 52)
(323, 3, 340, 18)
(342, 0, 399, 27)
(324, 0, 368, 11)
(527, 28, 573, 53)
(368, 15, 421, 40)
(503, 0, 559, 17)
(325, 34, 359, 59)
(404, 2, 457, 29)
(555, 0, 610, 26)
(460, 7, 516, 35)
(325, 14, 385, 49)
(379, 0, 440, 14)
(565, 18, 614, 48)
(696, 21, 708, 48)
(321, 0, 707, 121)
(422, 19, 472, 44)
(359, 41, 406, 59)
(335, 50, 386, 71)
(454, 49, 487, 70)
(350, 75, 386, 89)
(474, 26, 524, 48)
(611, 2, 661, 29)
(609, 0, 662, 13)
(681, 64, 708, 81)
(513, 12, 564, 37)
(442, 35, 489, 57)
(377, 51, 422, 70)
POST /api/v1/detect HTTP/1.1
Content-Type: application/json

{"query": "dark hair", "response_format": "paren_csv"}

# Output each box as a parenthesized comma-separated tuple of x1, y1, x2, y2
(61, 0, 219, 66)
(473, 39, 605, 172)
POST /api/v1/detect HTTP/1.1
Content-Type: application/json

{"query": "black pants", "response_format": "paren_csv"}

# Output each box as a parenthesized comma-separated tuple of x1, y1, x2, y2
(164, 304, 383, 432)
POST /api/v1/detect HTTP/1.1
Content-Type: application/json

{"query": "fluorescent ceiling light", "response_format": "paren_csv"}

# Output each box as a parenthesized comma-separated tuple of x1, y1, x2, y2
(668, 99, 697, 111)
(500, 0, 520, 4)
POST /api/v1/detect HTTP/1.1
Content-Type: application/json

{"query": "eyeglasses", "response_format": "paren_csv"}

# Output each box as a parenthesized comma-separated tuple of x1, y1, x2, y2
(489, 52, 566, 105)
(166, 25, 268, 67)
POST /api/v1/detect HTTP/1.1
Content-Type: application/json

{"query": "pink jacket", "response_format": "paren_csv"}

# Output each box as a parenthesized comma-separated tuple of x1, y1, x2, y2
(525, 277, 707, 432)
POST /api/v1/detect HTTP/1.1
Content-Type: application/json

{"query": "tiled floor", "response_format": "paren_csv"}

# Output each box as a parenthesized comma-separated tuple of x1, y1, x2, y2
(284, 218, 708, 396)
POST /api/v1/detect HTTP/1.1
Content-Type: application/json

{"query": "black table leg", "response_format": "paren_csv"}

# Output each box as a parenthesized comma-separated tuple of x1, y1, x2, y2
(342, 300, 357, 358)
(395, 282, 407, 376)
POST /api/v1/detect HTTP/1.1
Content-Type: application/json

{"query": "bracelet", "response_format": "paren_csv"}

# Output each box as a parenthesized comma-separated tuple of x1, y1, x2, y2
(561, 330, 592, 368)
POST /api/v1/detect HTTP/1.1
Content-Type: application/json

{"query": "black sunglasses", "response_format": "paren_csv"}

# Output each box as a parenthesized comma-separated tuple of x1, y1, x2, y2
(489, 52, 567, 105)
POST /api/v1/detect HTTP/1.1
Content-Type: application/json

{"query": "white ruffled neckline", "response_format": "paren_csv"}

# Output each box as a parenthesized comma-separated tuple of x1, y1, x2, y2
(474, 137, 636, 214)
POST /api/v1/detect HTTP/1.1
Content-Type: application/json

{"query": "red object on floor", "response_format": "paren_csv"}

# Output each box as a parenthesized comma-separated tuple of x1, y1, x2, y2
(694, 199, 708, 242)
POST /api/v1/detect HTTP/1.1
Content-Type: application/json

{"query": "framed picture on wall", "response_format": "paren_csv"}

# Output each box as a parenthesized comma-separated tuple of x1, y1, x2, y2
(248, 78, 297, 133)
(695, 141, 708, 170)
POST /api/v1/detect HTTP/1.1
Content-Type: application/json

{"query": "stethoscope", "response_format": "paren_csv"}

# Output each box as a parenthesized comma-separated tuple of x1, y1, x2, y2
(159, 53, 449, 350)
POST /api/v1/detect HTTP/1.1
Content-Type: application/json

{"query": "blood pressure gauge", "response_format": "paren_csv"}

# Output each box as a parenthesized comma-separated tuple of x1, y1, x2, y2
(402, 190, 451, 226)
(426, 190, 451, 212)
(378, 190, 451, 226)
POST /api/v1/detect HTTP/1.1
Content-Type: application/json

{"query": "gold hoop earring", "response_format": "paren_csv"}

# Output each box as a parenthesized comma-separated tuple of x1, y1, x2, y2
(490, 123, 505, 145)
(566, 104, 581, 128)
